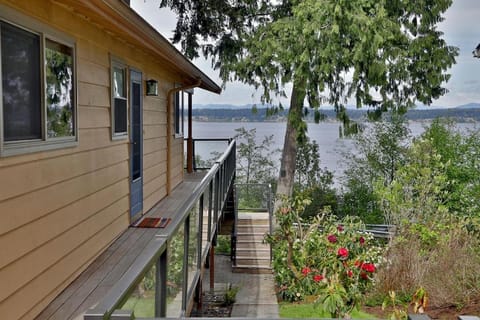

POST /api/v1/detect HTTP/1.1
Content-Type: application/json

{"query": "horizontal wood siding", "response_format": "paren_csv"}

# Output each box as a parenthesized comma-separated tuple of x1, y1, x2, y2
(142, 92, 168, 214)
(0, 1, 183, 319)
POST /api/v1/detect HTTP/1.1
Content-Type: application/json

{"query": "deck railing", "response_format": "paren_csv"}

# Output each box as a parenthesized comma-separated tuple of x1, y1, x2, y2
(84, 140, 236, 320)
(184, 138, 232, 171)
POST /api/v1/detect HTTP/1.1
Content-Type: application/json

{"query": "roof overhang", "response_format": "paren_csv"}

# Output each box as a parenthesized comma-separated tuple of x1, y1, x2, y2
(54, 0, 221, 94)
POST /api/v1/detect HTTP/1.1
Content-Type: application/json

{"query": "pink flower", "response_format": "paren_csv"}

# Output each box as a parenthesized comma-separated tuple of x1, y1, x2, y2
(337, 247, 349, 258)
(361, 263, 376, 273)
(327, 234, 337, 243)
(313, 274, 323, 282)
(337, 225, 344, 232)
(359, 236, 365, 245)
(301, 267, 311, 276)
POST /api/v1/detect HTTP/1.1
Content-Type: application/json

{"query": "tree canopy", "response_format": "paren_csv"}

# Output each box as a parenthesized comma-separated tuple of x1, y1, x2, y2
(160, 0, 458, 197)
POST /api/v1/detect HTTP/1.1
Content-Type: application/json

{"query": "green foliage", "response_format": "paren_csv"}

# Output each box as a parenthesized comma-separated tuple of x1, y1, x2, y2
(266, 196, 384, 317)
(371, 121, 480, 308)
(234, 127, 279, 185)
(294, 137, 338, 219)
(161, 0, 457, 114)
(375, 120, 480, 225)
(216, 235, 231, 255)
(381, 291, 408, 320)
(279, 302, 374, 319)
(223, 286, 239, 306)
(340, 114, 410, 224)
(161, 0, 457, 198)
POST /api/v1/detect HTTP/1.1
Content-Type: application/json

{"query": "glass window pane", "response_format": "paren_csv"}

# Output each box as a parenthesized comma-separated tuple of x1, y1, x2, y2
(114, 98, 127, 134)
(1, 21, 42, 141)
(167, 226, 185, 317)
(174, 91, 185, 135)
(119, 263, 156, 317)
(113, 67, 125, 98)
(45, 39, 74, 138)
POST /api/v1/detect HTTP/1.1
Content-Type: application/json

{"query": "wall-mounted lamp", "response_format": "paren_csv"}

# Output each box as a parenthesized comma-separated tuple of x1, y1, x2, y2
(146, 79, 158, 96)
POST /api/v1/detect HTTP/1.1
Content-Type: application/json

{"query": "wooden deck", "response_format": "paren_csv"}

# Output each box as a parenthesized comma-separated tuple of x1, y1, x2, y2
(35, 172, 206, 320)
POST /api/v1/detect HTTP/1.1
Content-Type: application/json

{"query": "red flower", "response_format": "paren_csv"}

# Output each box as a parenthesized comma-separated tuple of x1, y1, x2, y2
(360, 272, 369, 280)
(359, 236, 365, 245)
(313, 274, 323, 282)
(337, 225, 344, 232)
(337, 247, 349, 258)
(327, 234, 337, 243)
(301, 267, 311, 276)
(347, 270, 353, 277)
(361, 263, 376, 273)
(354, 260, 363, 268)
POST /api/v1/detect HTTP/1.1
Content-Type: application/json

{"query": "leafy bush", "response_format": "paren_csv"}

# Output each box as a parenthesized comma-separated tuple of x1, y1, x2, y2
(372, 121, 480, 309)
(266, 196, 384, 317)
(373, 215, 480, 309)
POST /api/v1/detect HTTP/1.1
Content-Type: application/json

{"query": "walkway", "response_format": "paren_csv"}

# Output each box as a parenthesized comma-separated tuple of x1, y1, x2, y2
(203, 254, 279, 318)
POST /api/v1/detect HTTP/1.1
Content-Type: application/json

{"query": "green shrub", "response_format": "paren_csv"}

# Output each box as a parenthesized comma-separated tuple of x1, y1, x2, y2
(266, 196, 384, 318)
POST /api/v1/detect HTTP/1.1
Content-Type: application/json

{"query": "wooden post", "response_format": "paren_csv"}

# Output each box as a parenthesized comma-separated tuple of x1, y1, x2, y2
(187, 92, 194, 173)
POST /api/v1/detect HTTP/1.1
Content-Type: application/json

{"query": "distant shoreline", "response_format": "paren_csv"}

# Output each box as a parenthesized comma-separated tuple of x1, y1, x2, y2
(190, 107, 480, 123)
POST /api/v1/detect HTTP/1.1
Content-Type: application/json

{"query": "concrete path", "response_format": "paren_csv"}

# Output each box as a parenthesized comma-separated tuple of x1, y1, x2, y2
(203, 254, 279, 318)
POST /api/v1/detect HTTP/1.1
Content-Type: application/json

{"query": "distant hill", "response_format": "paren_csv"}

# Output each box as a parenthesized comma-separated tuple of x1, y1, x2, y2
(191, 104, 480, 123)
(456, 103, 480, 109)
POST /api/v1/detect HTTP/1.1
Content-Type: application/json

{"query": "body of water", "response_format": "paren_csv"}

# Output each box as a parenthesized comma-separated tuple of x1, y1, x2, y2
(188, 121, 478, 185)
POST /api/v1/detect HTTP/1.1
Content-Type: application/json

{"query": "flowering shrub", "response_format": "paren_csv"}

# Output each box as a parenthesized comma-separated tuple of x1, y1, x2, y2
(266, 196, 384, 317)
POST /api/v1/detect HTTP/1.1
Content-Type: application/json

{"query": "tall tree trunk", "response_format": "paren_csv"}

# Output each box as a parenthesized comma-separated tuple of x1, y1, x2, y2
(275, 83, 306, 204)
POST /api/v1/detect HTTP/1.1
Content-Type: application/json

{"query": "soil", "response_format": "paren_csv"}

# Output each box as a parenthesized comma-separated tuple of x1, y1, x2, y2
(190, 290, 233, 317)
(363, 299, 480, 320)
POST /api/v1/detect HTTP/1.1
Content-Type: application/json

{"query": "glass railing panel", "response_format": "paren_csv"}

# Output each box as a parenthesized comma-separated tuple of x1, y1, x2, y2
(187, 204, 199, 291)
(166, 225, 185, 317)
(201, 188, 211, 256)
(118, 263, 157, 318)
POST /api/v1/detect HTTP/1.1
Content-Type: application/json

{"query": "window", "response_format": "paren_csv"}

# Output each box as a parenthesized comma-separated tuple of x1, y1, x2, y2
(111, 61, 127, 137)
(174, 90, 184, 137)
(0, 17, 76, 156)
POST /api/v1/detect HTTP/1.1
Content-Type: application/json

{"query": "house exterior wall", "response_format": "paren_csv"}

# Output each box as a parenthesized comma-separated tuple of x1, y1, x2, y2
(0, 1, 184, 319)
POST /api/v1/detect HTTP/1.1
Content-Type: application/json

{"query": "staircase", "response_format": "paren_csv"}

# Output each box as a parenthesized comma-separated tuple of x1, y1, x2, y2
(233, 212, 272, 274)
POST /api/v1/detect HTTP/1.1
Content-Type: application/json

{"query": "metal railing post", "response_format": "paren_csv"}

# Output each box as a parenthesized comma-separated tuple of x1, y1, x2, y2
(155, 251, 167, 317)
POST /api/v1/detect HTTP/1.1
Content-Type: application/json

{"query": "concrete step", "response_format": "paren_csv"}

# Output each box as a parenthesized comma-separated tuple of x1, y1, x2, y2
(236, 233, 267, 241)
(237, 225, 270, 233)
(235, 259, 271, 267)
(237, 219, 270, 226)
(236, 242, 270, 250)
(232, 265, 272, 274)
(236, 247, 270, 254)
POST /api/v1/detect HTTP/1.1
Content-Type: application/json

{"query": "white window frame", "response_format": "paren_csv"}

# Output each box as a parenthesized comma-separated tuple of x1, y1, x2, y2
(110, 57, 128, 139)
(0, 5, 78, 157)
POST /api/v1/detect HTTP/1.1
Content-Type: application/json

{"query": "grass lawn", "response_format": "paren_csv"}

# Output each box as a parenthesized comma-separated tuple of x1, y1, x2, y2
(279, 302, 377, 319)
(121, 296, 155, 318)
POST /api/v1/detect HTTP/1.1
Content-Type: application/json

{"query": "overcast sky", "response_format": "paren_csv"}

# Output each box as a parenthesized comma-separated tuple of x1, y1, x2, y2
(131, 0, 480, 108)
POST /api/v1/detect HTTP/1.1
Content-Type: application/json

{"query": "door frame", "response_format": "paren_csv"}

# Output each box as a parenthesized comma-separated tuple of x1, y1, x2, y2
(129, 68, 143, 223)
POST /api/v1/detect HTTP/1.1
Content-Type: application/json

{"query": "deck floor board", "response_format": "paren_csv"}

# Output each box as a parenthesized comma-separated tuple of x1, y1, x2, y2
(35, 172, 206, 320)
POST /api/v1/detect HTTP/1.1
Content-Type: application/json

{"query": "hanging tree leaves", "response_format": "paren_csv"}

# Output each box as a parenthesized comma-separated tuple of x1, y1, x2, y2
(160, 0, 458, 197)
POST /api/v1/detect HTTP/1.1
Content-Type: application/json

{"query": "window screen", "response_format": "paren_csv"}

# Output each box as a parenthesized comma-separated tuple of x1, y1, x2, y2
(1, 21, 42, 141)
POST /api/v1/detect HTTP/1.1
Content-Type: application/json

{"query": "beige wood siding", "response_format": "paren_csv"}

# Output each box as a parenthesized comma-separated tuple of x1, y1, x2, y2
(0, 1, 184, 319)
